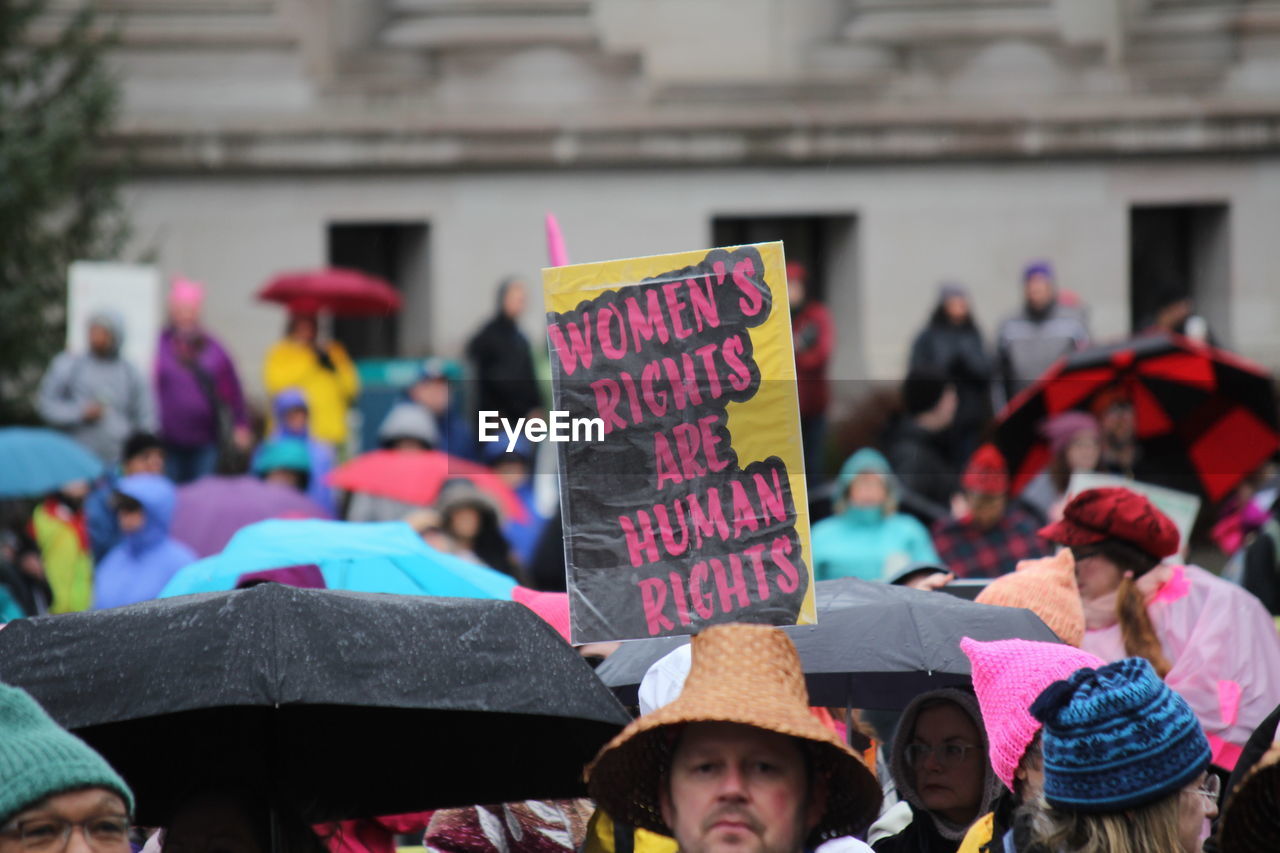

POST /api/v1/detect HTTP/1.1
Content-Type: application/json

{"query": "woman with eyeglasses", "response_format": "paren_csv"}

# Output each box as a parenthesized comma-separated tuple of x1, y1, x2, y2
(0, 684, 134, 853)
(870, 689, 1002, 853)
(1018, 656, 1218, 853)
(1040, 487, 1280, 776)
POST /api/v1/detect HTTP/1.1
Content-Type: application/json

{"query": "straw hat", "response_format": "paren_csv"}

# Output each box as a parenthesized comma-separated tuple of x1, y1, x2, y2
(1217, 741, 1280, 852)
(585, 623, 881, 842)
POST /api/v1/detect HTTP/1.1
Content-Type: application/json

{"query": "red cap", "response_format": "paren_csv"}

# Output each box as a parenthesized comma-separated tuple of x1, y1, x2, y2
(962, 444, 1009, 495)
(785, 261, 808, 283)
(1039, 487, 1179, 560)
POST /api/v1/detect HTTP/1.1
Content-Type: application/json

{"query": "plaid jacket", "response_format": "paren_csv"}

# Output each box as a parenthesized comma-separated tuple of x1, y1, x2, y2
(931, 505, 1051, 578)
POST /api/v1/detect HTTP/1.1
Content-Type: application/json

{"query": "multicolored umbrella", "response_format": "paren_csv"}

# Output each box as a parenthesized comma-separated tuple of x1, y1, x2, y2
(995, 334, 1280, 502)
(0, 428, 103, 497)
(327, 449, 528, 521)
(258, 267, 401, 315)
(170, 475, 330, 558)
(160, 518, 516, 599)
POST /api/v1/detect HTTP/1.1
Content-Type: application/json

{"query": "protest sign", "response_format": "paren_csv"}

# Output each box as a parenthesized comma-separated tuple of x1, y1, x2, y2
(543, 242, 817, 643)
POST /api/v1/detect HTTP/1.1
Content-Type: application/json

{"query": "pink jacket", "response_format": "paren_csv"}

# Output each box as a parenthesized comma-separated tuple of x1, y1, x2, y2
(1083, 564, 1280, 770)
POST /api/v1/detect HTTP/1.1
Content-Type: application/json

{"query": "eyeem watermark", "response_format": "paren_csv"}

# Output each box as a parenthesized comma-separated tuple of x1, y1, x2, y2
(478, 410, 605, 451)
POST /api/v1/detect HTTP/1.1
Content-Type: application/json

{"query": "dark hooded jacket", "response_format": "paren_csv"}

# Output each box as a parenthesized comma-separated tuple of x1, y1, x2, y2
(873, 689, 1004, 853)
(466, 279, 542, 423)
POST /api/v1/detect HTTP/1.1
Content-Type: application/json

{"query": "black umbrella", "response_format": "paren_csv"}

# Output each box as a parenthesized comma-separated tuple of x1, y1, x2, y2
(0, 584, 630, 825)
(596, 578, 1059, 709)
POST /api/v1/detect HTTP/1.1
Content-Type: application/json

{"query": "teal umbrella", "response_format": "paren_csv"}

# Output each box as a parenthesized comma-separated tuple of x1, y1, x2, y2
(0, 428, 104, 497)
(160, 519, 516, 599)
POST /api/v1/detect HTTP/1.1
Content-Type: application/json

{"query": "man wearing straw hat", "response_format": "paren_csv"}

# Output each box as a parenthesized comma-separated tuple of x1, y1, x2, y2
(587, 623, 882, 853)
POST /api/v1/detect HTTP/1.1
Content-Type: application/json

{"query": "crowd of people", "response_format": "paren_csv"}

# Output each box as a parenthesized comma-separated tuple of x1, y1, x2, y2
(2, 253, 1279, 853)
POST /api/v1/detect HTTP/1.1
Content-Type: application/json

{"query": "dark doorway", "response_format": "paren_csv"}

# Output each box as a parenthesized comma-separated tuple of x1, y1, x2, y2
(712, 215, 840, 302)
(1130, 205, 1230, 342)
(327, 222, 429, 359)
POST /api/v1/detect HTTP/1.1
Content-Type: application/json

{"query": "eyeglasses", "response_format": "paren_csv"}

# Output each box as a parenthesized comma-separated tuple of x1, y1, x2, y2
(904, 742, 976, 769)
(1186, 774, 1221, 803)
(0, 817, 130, 852)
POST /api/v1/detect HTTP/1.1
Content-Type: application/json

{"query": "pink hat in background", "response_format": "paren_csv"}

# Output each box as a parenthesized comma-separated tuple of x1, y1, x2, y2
(960, 636, 1105, 791)
(1040, 411, 1100, 457)
(169, 277, 205, 309)
(511, 586, 570, 643)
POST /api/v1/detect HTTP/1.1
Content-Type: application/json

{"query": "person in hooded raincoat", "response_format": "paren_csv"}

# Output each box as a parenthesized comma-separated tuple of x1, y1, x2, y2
(812, 448, 939, 583)
(93, 473, 197, 609)
(263, 314, 359, 449)
(258, 389, 337, 514)
(466, 277, 542, 424)
(344, 403, 440, 523)
(38, 309, 155, 466)
(870, 688, 1004, 853)
(1042, 487, 1280, 773)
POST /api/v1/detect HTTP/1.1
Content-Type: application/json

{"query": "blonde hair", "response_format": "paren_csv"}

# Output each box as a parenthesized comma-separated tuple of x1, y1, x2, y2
(1019, 793, 1183, 853)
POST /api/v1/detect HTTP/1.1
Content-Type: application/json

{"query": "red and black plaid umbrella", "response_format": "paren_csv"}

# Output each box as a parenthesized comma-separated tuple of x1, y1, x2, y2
(995, 333, 1279, 503)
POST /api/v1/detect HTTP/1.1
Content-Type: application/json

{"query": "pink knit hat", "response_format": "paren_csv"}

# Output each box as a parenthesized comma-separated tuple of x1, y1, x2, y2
(960, 637, 1105, 791)
(169, 277, 204, 309)
(511, 586, 570, 643)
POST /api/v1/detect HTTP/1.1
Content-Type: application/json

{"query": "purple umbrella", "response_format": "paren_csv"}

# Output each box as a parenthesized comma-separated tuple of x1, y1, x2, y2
(171, 475, 330, 557)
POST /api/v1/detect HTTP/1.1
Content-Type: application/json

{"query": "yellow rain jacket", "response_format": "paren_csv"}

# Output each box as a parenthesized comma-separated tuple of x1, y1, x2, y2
(264, 339, 359, 447)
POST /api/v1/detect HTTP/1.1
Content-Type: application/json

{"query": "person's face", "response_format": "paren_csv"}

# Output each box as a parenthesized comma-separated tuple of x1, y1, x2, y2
(87, 324, 115, 357)
(908, 704, 984, 826)
(0, 789, 130, 853)
(164, 793, 265, 853)
(283, 407, 308, 435)
(1100, 403, 1136, 443)
(1177, 772, 1219, 853)
(967, 492, 1006, 530)
(1064, 432, 1101, 472)
(493, 458, 529, 490)
(847, 473, 887, 508)
(942, 295, 969, 324)
(448, 506, 482, 542)
(1070, 547, 1126, 602)
(787, 276, 805, 309)
(659, 722, 822, 853)
(117, 507, 145, 535)
(124, 448, 165, 477)
(502, 281, 527, 318)
(170, 302, 200, 332)
(409, 378, 450, 414)
(1024, 274, 1054, 311)
(290, 316, 317, 344)
(264, 470, 303, 492)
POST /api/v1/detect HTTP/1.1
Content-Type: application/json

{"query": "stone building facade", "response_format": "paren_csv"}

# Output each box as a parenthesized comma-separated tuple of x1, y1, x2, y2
(51, 0, 1280, 403)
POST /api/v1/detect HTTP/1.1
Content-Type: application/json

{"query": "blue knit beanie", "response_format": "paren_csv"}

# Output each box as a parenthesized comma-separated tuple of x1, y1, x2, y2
(1029, 657, 1209, 813)
(0, 683, 134, 823)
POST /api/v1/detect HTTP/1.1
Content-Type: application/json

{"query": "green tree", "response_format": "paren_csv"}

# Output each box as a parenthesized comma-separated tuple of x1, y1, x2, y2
(0, 0, 125, 424)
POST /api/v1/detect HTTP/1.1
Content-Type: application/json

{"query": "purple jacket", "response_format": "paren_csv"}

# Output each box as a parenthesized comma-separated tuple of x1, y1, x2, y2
(155, 327, 248, 447)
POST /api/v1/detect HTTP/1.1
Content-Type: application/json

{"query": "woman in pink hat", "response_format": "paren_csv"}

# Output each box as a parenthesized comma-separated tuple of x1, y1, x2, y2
(1019, 412, 1100, 522)
(956, 638, 1104, 853)
(155, 277, 251, 482)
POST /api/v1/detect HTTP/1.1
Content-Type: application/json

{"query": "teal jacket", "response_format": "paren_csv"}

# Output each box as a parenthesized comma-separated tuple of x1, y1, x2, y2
(812, 447, 940, 582)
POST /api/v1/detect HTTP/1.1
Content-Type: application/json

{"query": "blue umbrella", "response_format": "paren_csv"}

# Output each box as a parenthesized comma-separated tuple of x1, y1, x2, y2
(160, 519, 517, 599)
(0, 428, 104, 498)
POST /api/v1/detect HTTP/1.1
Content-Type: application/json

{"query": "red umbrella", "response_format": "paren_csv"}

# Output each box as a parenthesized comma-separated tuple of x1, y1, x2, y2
(259, 268, 402, 315)
(327, 450, 528, 521)
(994, 333, 1280, 502)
